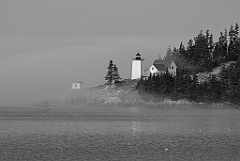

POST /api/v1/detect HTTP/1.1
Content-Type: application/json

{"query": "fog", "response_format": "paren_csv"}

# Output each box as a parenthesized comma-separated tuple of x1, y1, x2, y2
(0, 36, 187, 106)
(0, 0, 239, 106)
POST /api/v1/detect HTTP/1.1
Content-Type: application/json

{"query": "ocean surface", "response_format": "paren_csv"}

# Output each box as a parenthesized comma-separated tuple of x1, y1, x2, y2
(0, 106, 240, 161)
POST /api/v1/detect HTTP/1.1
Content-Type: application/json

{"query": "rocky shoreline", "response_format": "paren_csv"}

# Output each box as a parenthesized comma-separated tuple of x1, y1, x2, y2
(53, 81, 238, 109)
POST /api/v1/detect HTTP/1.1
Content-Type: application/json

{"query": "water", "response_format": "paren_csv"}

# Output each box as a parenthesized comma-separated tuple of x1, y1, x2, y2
(0, 106, 240, 160)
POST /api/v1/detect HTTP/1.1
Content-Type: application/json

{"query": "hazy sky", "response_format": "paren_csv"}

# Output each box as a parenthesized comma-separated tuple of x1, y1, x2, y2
(0, 0, 240, 106)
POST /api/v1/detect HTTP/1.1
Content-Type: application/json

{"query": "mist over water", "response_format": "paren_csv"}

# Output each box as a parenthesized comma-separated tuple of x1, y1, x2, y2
(1, 105, 240, 160)
(0, 35, 176, 107)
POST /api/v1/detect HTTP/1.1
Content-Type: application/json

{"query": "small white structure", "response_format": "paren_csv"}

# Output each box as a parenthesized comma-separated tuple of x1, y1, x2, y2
(72, 81, 84, 90)
(131, 52, 144, 79)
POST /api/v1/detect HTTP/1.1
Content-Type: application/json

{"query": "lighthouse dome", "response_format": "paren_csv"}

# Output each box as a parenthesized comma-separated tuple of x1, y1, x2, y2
(135, 52, 141, 60)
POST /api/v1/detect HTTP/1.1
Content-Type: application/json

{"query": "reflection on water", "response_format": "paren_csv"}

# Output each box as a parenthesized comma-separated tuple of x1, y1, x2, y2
(131, 121, 141, 135)
(0, 106, 240, 160)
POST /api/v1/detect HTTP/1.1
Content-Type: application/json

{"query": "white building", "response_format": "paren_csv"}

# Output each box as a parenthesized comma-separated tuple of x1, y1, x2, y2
(148, 58, 177, 76)
(131, 53, 144, 80)
(72, 81, 84, 90)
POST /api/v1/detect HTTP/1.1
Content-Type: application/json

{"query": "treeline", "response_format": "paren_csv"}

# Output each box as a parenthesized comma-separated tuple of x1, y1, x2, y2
(172, 23, 239, 72)
(137, 23, 240, 104)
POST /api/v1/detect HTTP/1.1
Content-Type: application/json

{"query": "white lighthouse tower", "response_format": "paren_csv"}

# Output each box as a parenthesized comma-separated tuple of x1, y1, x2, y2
(131, 52, 144, 80)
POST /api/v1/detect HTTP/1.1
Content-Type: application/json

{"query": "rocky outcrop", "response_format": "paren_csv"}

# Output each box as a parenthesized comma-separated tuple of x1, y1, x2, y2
(54, 82, 195, 107)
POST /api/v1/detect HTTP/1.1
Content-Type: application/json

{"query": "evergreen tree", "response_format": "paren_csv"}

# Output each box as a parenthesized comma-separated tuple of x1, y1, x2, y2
(227, 24, 239, 61)
(224, 28, 228, 40)
(227, 41, 238, 61)
(173, 47, 177, 52)
(162, 71, 174, 94)
(188, 74, 198, 101)
(235, 23, 240, 60)
(213, 31, 228, 65)
(229, 25, 235, 42)
(112, 64, 121, 83)
(236, 57, 240, 99)
(105, 60, 114, 85)
(193, 30, 211, 70)
(186, 39, 194, 60)
(105, 60, 121, 85)
(208, 33, 214, 53)
(174, 71, 191, 97)
(220, 63, 227, 99)
(151, 73, 160, 93)
(222, 60, 240, 102)
(187, 39, 194, 50)
(235, 23, 239, 37)
(208, 74, 221, 100)
(179, 41, 186, 53)
(206, 30, 213, 54)
(206, 29, 210, 42)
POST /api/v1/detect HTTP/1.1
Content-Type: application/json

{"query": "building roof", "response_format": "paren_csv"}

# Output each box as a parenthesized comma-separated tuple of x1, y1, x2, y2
(153, 58, 174, 68)
(153, 64, 166, 72)
(72, 81, 84, 84)
(136, 52, 141, 56)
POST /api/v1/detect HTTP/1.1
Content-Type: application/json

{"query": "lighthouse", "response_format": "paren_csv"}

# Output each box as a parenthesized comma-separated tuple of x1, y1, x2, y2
(131, 52, 144, 80)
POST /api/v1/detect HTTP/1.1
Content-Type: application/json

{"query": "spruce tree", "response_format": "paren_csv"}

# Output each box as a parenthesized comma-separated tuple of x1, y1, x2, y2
(186, 39, 194, 60)
(112, 64, 121, 83)
(213, 31, 228, 64)
(193, 30, 211, 70)
(235, 23, 239, 38)
(105, 60, 114, 85)
(220, 63, 227, 99)
(208, 33, 214, 53)
(188, 74, 198, 101)
(105, 60, 121, 85)
(227, 24, 239, 61)
(229, 25, 235, 42)
(208, 74, 221, 100)
(235, 23, 240, 60)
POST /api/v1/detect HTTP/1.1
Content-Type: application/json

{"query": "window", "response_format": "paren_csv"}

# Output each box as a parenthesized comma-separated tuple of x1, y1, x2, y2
(152, 67, 154, 70)
(75, 84, 78, 88)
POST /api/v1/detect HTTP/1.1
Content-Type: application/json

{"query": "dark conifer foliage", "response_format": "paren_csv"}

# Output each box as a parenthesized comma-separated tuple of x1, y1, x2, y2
(105, 60, 121, 85)
(227, 23, 240, 61)
(235, 23, 239, 36)
(136, 23, 240, 104)
(213, 30, 228, 64)
(113, 64, 121, 83)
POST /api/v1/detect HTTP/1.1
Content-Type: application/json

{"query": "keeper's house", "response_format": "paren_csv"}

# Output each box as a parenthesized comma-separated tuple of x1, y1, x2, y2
(147, 57, 177, 76)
